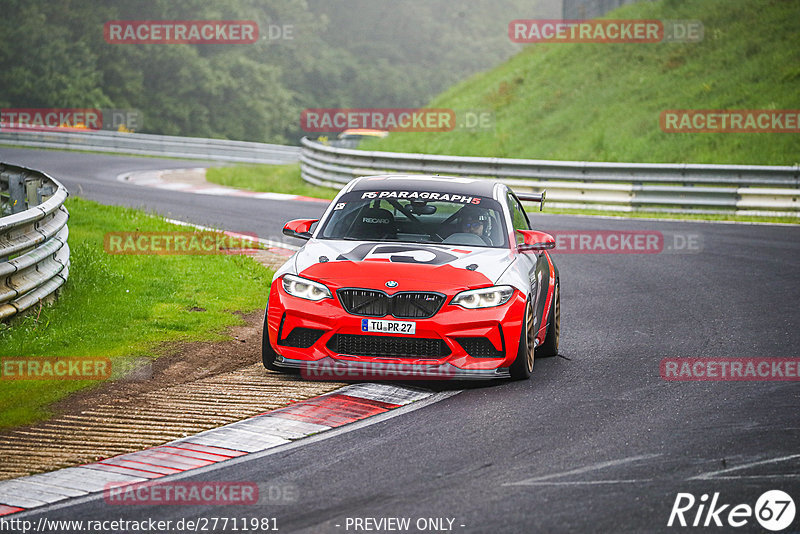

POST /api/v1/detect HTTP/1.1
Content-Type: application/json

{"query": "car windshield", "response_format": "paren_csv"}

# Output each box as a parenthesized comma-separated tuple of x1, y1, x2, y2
(318, 191, 509, 248)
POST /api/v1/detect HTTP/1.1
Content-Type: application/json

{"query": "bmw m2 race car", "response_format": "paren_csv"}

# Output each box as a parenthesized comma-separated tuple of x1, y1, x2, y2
(262, 175, 560, 380)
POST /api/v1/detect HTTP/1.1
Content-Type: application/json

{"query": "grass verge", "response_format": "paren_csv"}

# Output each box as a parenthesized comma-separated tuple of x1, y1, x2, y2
(207, 163, 337, 200)
(361, 0, 800, 165)
(0, 197, 272, 429)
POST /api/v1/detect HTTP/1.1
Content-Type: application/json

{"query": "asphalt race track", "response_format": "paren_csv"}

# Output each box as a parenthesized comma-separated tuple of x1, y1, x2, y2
(2, 148, 799, 533)
(0, 148, 321, 246)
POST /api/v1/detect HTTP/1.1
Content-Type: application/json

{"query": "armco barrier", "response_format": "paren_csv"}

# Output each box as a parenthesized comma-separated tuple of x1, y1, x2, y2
(0, 163, 70, 321)
(299, 138, 800, 216)
(0, 129, 300, 165)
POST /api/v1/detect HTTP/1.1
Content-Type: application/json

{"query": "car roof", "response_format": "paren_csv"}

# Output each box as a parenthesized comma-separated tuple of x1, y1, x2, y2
(347, 174, 500, 198)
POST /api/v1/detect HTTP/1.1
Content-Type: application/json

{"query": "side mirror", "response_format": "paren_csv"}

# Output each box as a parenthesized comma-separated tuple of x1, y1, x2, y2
(283, 219, 318, 240)
(517, 230, 556, 253)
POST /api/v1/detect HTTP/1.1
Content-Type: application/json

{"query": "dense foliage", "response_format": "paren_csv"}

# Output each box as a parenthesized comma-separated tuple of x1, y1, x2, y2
(0, 0, 536, 143)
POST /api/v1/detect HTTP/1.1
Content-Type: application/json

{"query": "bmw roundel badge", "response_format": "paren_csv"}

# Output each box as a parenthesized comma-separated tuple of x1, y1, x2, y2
(385, 280, 399, 288)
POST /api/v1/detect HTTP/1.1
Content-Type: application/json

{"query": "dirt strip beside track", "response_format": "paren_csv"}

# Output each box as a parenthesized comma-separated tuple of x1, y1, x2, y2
(0, 251, 345, 481)
(0, 364, 342, 481)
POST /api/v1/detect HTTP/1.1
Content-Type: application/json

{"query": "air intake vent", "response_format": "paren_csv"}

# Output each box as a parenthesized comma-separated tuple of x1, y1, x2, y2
(327, 334, 450, 359)
(455, 337, 504, 358)
(279, 327, 325, 348)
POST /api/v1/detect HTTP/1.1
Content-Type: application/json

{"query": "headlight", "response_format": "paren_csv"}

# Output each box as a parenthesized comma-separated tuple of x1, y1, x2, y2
(451, 285, 514, 309)
(282, 274, 332, 301)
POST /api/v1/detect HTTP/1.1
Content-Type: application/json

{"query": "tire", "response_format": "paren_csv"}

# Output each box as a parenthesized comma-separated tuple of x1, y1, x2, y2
(509, 298, 535, 380)
(261, 312, 284, 372)
(537, 283, 560, 358)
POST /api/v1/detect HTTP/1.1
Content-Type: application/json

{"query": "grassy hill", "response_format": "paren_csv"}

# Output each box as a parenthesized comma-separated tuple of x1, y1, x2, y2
(362, 0, 800, 165)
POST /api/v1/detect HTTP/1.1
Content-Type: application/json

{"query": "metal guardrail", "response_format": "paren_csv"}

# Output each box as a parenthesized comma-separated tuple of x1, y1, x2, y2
(299, 138, 800, 215)
(0, 163, 70, 321)
(0, 129, 301, 165)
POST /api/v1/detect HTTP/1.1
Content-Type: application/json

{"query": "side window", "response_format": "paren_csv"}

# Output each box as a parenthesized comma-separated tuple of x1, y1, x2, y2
(507, 193, 531, 244)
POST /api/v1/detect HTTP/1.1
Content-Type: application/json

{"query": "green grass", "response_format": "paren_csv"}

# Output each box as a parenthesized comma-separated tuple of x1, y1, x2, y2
(206, 164, 337, 200)
(361, 0, 800, 166)
(0, 197, 272, 429)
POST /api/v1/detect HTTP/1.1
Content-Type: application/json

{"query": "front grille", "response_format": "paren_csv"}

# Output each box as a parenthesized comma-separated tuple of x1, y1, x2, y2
(279, 327, 325, 348)
(327, 334, 451, 359)
(390, 292, 445, 318)
(337, 290, 388, 317)
(337, 289, 445, 319)
(456, 337, 504, 358)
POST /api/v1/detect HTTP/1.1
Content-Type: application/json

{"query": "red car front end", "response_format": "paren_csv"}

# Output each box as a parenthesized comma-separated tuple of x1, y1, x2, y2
(265, 261, 527, 380)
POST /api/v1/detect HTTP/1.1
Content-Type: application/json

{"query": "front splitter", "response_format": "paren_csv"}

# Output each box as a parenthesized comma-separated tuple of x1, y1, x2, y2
(276, 355, 511, 380)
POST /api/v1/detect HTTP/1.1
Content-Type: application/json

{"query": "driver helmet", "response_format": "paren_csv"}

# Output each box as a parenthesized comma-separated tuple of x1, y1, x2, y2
(459, 206, 490, 237)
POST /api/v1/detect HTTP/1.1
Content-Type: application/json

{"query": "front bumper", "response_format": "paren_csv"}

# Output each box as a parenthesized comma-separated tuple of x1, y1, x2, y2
(266, 279, 527, 379)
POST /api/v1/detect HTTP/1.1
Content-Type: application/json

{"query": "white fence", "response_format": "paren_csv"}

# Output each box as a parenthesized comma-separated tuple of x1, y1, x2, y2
(300, 138, 800, 216)
(0, 129, 300, 165)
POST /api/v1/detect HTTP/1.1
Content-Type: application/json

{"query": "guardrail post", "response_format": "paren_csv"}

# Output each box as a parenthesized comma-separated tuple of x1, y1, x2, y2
(8, 171, 26, 214)
(26, 176, 42, 207)
(38, 184, 55, 204)
(0, 170, 8, 216)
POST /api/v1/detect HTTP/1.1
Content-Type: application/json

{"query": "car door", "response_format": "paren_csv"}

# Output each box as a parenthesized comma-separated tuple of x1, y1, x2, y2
(507, 191, 550, 333)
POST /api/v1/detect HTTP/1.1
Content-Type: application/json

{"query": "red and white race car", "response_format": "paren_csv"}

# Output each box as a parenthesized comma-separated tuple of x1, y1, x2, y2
(262, 175, 560, 380)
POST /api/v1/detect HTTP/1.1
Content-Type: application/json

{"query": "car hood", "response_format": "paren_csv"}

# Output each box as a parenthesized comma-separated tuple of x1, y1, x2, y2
(278, 239, 516, 292)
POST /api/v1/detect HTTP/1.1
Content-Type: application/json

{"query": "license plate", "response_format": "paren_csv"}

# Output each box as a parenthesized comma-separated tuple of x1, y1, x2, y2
(361, 318, 416, 335)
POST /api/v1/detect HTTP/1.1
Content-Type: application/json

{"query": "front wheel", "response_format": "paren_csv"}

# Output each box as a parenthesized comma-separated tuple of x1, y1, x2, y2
(261, 312, 283, 372)
(537, 283, 560, 358)
(509, 299, 535, 380)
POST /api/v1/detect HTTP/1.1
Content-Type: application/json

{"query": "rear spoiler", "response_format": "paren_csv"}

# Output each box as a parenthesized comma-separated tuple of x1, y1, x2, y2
(515, 190, 546, 211)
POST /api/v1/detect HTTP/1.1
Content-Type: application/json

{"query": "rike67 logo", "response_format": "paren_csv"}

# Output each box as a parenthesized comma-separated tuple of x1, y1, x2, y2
(668, 490, 795, 531)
